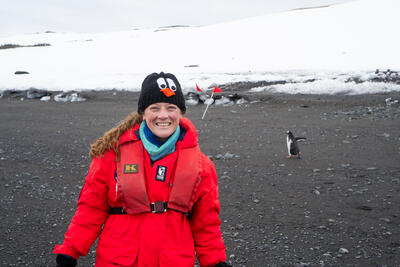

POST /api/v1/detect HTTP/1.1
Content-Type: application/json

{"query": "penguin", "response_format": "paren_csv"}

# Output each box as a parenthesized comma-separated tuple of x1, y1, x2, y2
(284, 130, 306, 159)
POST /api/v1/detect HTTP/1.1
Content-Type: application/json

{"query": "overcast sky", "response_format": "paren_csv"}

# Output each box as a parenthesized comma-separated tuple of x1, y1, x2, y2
(0, 0, 354, 37)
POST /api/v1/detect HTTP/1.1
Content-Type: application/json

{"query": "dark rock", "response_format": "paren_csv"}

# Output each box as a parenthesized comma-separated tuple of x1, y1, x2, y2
(27, 89, 50, 99)
(14, 71, 30, 75)
(0, 44, 22, 49)
(1, 90, 24, 98)
(356, 205, 373, 211)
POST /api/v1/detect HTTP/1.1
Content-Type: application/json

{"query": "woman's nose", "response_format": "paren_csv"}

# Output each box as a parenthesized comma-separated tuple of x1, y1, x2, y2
(158, 108, 169, 118)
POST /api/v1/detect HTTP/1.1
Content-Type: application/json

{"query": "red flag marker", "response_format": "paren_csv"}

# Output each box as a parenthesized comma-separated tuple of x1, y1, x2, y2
(213, 86, 223, 93)
(202, 85, 222, 119)
(196, 84, 203, 92)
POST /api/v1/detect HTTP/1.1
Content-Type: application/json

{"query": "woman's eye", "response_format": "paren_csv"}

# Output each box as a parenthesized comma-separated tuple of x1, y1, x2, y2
(168, 106, 176, 111)
(166, 78, 177, 91)
(157, 78, 167, 89)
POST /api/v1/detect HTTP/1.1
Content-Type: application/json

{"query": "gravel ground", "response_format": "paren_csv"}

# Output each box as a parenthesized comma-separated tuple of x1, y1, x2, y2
(0, 89, 399, 266)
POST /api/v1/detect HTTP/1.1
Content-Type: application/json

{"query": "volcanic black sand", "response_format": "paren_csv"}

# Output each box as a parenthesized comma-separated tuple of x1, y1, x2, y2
(0, 90, 399, 266)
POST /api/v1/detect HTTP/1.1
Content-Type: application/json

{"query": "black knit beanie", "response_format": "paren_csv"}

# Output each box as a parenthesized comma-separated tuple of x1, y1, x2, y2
(138, 72, 186, 113)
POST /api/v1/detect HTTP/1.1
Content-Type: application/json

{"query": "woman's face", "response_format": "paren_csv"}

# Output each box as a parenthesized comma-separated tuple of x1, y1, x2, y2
(143, 102, 182, 141)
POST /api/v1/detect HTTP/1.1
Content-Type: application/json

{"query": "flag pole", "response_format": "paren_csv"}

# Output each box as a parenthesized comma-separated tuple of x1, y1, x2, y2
(201, 91, 214, 120)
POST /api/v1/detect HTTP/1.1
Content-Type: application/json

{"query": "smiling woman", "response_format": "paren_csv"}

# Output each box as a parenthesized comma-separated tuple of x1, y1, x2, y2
(53, 72, 231, 267)
(140, 75, 183, 141)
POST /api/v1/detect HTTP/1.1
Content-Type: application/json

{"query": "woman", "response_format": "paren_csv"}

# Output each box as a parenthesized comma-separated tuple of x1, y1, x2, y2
(53, 72, 230, 267)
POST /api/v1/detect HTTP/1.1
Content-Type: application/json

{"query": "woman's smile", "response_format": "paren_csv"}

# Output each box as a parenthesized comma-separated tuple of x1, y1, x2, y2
(156, 122, 171, 127)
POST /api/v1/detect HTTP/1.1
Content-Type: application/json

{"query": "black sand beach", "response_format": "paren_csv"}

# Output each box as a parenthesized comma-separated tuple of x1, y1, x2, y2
(0, 90, 399, 266)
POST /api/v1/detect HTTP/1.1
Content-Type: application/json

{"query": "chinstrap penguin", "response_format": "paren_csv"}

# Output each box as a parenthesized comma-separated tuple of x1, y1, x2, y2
(284, 130, 306, 159)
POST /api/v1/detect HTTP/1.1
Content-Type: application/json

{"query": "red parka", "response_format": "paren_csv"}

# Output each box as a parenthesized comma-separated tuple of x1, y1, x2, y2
(53, 117, 227, 266)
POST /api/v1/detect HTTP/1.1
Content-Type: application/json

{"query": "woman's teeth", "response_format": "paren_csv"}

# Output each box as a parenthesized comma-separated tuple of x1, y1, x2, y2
(156, 122, 170, 126)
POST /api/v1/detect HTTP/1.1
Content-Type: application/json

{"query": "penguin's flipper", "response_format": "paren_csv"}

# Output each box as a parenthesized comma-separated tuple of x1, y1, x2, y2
(295, 137, 307, 141)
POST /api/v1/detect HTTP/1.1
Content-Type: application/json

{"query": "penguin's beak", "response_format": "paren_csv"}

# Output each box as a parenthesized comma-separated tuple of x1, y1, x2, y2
(160, 88, 175, 97)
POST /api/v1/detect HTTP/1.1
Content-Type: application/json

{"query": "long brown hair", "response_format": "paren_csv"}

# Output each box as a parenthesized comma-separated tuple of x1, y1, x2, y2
(89, 111, 143, 159)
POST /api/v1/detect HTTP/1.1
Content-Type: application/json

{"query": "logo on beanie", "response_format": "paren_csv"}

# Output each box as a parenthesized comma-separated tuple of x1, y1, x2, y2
(157, 77, 176, 97)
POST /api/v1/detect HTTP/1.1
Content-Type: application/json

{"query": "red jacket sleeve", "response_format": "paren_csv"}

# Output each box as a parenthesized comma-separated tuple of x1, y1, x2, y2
(53, 152, 114, 258)
(190, 154, 227, 267)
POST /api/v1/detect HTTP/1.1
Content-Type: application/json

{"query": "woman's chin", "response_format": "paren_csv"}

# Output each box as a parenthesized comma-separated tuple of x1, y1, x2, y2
(154, 130, 173, 140)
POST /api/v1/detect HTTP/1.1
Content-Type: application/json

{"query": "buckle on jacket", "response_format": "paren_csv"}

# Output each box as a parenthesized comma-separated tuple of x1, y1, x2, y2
(150, 201, 167, 213)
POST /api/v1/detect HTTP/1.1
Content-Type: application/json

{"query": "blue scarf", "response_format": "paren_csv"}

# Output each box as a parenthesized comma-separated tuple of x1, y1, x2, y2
(139, 121, 180, 161)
